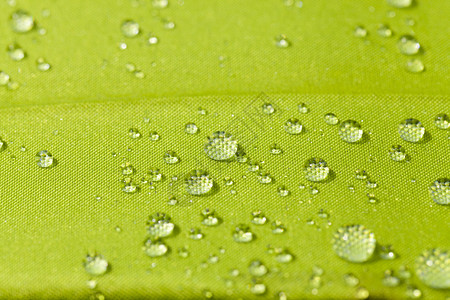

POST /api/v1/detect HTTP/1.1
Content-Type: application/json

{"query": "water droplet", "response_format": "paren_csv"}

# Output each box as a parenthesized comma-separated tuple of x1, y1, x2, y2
(198, 107, 207, 115)
(275, 249, 293, 263)
(354, 26, 368, 38)
(389, 145, 407, 161)
(184, 170, 213, 195)
(339, 120, 363, 143)
(383, 270, 401, 287)
(317, 209, 329, 219)
(205, 131, 238, 160)
(270, 143, 283, 155)
(247, 160, 260, 172)
(304, 158, 329, 182)
(277, 185, 290, 197)
(0, 71, 10, 86)
(149, 131, 160, 141)
(233, 224, 253, 243)
(377, 24, 393, 37)
(147, 33, 159, 45)
(152, 0, 169, 8)
(7, 80, 19, 90)
(83, 254, 109, 276)
(332, 225, 376, 263)
(397, 35, 420, 55)
(405, 285, 422, 299)
(128, 128, 141, 139)
(262, 103, 275, 115)
(202, 289, 213, 299)
(415, 248, 450, 289)
(249, 260, 268, 277)
(366, 180, 378, 189)
(189, 228, 204, 240)
(272, 221, 286, 234)
(387, 0, 413, 8)
(355, 287, 370, 299)
(344, 273, 360, 287)
(255, 171, 272, 184)
(429, 178, 449, 205)
(122, 177, 138, 193)
(380, 245, 397, 260)
(89, 292, 105, 300)
(398, 119, 425, 142)
(435, 113, 450, 130)
(118, 42, 127, 50)
(177, 246, 189, 258)
(201, 209, 220, 226)
(324, 113, 339, 125)
(148, 169, 162, 182)
(405, 58, 425, 73)
(309, 186, 319, 195)
(298, 103, 309, 113)
(36, 57, 51, 71)
(162, 18, 175, 30)
(163, 150, 179, 164)
(275, 34, 290, 48)
(278, 291, 288, 300)
(185, 123, 198, 134)
(120, 162, 134, 175)
(251, 210, 267, 225)
(7, 43, 26, 61)
(284, 118, 303, 134)
(10, 10, 34, 33)
(235, 148, 248, 163)
(121, 20, 140, 37)
(36, 150, 53, 168)
(86, 279, 98, 289)
(143, 238, 168, 257)
(147, 213, 174, 238)
(230, 268, 240, 277)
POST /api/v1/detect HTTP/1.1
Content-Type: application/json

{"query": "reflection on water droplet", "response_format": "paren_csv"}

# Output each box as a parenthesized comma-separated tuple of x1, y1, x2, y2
(233, 224, 253, 243)
(128, 128, 141, 139)
(10, 10, 34, 33)
(389, 145, 406, 161)
(429, 178, 449, 205)
(189, 228, 204, 240)
(304, 158, 329, 182)
(7, 43, 26, 61)
(122, 177, 138, 193)
(284, 118, 303, 134)
(415, 248, 450, 289)
(249, 260, 268, 277)
(201, 209, 220, 226)
(435, 114, 450, 130)
(366, 180, 378, 189)
(339, 120, 363, 143)
(377, 24, 393, 37)
(36, 58, 51, 71)
(251, 210, 267, 225)
(163, 150, 179, 164)
(332, 224, 376, 263)
(298, 103, 309, 113)
(397, 35, 420, 55)
(406, 59, 424, 73)
(277, 186, 290, 197)
(185, 123, 198, 134)
(355, 169, 368, 180)
(387, 0, 413, 8)
(0, 71, 10, 86)
(36, 150, 53, 168)
(354, 26, 367, 38)
(275, 34, 290, 48)
(205, 131, 238, 160)
(147, 213, 174, 238)
(398, 119, 425, 143)
(262, 103, 275, 115)
(120, 162, 134, 175)
(143, 238, 168, 257)
(152, 0, 168, 8)
(270, 143, 283, 155)
(250, 281, 266, 295)
(121, 20, 140, 37)
(406, 285, 422, 299)
(355, 287, 370, 299)
(86, 279, 97, 289)
(379, 245, 397, 260)
(83, 254, 109, 276)
(272, 221, 286, 234)
(324, 113, 339, 125)
(257, 171, 272, 184)
(185, 170, 213, 195)
(149, 131, 160, 141)
(235, 148, 248, 163)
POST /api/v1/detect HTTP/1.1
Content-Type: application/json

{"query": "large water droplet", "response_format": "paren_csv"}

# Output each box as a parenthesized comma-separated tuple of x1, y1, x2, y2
(184, 170, 213, 195)
(429, 178, 449, 205)
(36, 150, 53, 168)
(143, 238, 168, 257)
(147, 213, 175, 238)
(332, 225, 376, 263)
(249, 260, 268, 277)
(284, 118, 303, 134)
(83, 254, 109, 276)
(121, 20, 140, 37)
(339, 120, 363, 143)
(205, 131, 238, 160)
(398, 119, 425, 142)
(387, 0, 413, 8)
(233, 224, 253, 243)
(405, 58, 424, 73)
(324, 113, 339, 125)
(435, 113, 450, 130)
(389, 145, 406, 161)
(415, 248, 450, 289)
(304, 158, 329, 182)
(10, 10, 34, 33)
(397, 35, 420, 55)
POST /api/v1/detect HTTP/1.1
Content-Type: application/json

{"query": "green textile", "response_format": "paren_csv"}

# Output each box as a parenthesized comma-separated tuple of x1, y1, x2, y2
(0, 0, 449, 299)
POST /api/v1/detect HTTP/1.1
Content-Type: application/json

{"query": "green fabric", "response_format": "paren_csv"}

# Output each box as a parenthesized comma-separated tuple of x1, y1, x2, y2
(0, 0, 449, 299)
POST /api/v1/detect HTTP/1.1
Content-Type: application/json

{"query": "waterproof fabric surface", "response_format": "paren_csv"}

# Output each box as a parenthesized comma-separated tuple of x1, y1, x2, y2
(0, 1, 449, 300)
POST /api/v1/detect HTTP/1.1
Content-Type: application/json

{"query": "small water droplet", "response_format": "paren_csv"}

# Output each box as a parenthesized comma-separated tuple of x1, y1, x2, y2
(202, 289, 213, 299)
(118, 42, 127, 50)
(163, 150, 179, 164)
(128, 128, 141, 139)
(147, 33, 159, 45)
(406, 58, 425, 73)
(277, 291, 288, 300)
(277, 185, 290, 197)
(354, 26, 368, 38)
(83, 254, 109, 276)
(355, 287, 370, 299)
(304, 158, 329, 182)
(251, 210, 267, 225)
(235, 148, 248, 163)
(177, 246, 189, 258)
(120, 162, 134, 175)
(201, 208, 220, 226)
(185, 123, 198, 134)
(298, 103, 309, 113)
(317, 209, 329, 219)
(185, 170, 213, 195)
(86, 279, 98, 289)
(233, 224, 253, 243)
(366, 180, 378, 189)
(387, 0, 413, 8)
(256, 171, 272, 184)
(249, 260, 268, 277)
(398, 119, 425, 142)
(429, 178, 449, 205)
(377, 24, 393, 37)
(0, 71, 10, 86)
(7, 43, 26, 61)
(270, 143, 283, 155)
(262, 103, 275, 115)
(143, 238, 168, 257)
(167, 196, 178, 205)
(309, 186, 319, 195)
(379, 245, 397, 260)
(147, 213, 174, 238)
(162, 18, 175, 30)
(389, 145, 407, 161)
(405, 285, 422, 299)
(208, 254, 219, 264)
(397, 35, 420, 55)
(324, 113, 339, 125)
(332, 224, 376, 263)
(152, 0, 169, 8)
(272, 220, 286, 234)
(189, 227, 204, 240)
(230, 268, 240, 277)
(7, 80, 20, 90)
(205, 131, 238, 160)
(10, 10, 34, 33)
(275, 249, 293, 263)
(434, 113, 450, 130)
(284, 118, 303, 134)
(121, 20, 140, 37)
(275, 34, 290, 48)
(149, 131, 160, 141)
(344, 273, 360, 287)
(122, 177, 138, 193)
(339, 120, 363, 143)
(36, 150, 53, 168)
(250, 281, 266, 295)
(382, 270, 401, 287)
